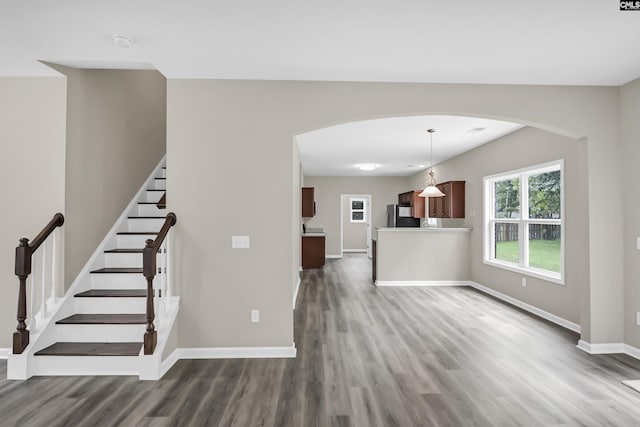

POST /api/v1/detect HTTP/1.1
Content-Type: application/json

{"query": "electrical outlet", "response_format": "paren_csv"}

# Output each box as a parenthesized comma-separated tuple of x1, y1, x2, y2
(522, 278, 527, 287)
(637, 237, 640, 250)
(251, 309, 260, 323)
(232, 235, 250, 249)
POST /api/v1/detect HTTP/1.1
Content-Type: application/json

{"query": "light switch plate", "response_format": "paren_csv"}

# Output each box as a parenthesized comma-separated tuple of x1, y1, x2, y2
(232, 235, 250, 249)
(251, 309, 260, 323)
(637, 237, 640, 250)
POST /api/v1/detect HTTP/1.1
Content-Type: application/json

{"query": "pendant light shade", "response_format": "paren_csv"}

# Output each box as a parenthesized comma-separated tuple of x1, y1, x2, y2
(419, 129, 445, 198)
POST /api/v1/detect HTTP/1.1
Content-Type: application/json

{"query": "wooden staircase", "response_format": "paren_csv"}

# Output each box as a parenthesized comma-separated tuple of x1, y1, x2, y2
(7, 159, 179, 379)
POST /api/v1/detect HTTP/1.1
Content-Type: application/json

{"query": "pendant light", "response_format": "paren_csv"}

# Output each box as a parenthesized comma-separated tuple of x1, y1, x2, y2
(419, 129, 445, 198)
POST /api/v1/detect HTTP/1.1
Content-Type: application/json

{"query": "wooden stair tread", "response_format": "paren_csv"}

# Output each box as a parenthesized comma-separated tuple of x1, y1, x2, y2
(104, 248, 143, 253)
(116, 232, 158, 235)
(127, 216, 166, 219)
(57, 314, 146, 324)
(138, 202, 166, 205)
(91, 268, 143, 274)
(155, 177, 166, 180)
(35, 342, 142, 356)
(146, 189, 165, 192)
(75, 289, 146, 298)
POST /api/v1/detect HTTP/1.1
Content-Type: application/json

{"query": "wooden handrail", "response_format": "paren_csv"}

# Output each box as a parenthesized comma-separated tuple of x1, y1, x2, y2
(13, 212, 65, 354)
(142, 212, 177, 355)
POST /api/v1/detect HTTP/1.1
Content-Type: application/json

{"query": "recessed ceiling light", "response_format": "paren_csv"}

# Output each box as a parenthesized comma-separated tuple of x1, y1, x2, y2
(113, 34, 134, 48)
(468, 126, 487, 134)
(357, 163, 378, 171)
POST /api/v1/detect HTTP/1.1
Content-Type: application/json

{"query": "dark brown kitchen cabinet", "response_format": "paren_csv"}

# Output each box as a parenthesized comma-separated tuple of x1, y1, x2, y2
(398, 190, 426, 218)
(302, 235, 325, 269)
(427, 181, 465, 218)
(302, 187, 316, 217)
(371, 239, 377, 283)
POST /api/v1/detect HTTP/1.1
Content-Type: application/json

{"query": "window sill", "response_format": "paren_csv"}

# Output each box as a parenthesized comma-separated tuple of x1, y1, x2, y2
(483, 259, 564, 285)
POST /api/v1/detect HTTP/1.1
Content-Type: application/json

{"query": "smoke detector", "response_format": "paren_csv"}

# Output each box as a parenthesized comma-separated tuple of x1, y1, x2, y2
(113, 34, 134, 48)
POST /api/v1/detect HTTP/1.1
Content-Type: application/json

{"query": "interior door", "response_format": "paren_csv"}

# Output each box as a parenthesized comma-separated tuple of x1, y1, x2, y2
(366, 198, 372, 258)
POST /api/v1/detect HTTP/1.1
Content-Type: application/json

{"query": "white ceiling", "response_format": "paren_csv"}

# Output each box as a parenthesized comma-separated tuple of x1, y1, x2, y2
(1, 1, 640, 85)
(297, 115, 524, 176)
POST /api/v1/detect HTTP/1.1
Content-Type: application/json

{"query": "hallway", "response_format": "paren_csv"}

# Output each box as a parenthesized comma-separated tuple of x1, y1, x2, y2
(1, 254, 640, 426)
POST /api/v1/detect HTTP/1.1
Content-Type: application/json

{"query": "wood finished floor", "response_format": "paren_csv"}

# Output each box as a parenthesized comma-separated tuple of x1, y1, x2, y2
(2, 253, 640, 426)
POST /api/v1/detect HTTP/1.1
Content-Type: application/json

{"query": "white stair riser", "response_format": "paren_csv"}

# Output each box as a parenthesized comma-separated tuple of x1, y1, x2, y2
(31, 355, 140, 376)
(91, 273, 147, 289)
(138, 204, 166, 216)
(54, 323, 146, 342)
(145, 191, 164, 202)
(117, 234, 156, 249)
(160, 169, 166, 178)
(151, 179, 166, 190)
(128, 217, 166, 232)
(75, 298, 146, 314)
(104, 252, 143, 267)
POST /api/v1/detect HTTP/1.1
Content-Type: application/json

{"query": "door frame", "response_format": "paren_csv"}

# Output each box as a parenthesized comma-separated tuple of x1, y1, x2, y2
(340, 194, 373, 258)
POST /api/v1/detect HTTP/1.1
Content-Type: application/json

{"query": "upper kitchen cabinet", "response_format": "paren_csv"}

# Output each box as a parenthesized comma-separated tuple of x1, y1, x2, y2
(302, 187, 316, 217)
(428, 181, 465, 218)
(398, 190, 426, 218)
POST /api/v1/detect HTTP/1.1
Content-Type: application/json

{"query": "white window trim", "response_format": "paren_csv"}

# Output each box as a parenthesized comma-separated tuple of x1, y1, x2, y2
(483, 160, 565, 285)
(350, 197, 367, 223)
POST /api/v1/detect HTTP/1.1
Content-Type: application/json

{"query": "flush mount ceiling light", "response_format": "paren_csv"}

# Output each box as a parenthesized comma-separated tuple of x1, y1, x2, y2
(419, 129, 445, 198)
(113, 34, 134, 48)
(357, 163, 378, 171)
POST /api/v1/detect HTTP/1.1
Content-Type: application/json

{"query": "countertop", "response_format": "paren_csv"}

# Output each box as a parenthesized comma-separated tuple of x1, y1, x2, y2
(376, 227, 472, 233)
(303, 227, 325, 237)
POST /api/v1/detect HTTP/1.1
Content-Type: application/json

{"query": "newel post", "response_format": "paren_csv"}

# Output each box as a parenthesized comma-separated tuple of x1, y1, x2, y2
(143, 239, 157, 355)
(14, 238, 32, 354)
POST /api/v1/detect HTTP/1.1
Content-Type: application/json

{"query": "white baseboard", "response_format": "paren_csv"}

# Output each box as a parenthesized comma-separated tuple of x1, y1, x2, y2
(376, 280, 469, 287)
(179, 345, 297, 359)
(577, 340, 640, 362)
(576, 340, 625, 354)
(293, 277, 301, 309)
(0, 348, 9, 359)
(159, 349, 180, 378)
(325, 255, 342, 259)
(468, 281, 581, 333)
(623, 380, 640, 393)
(342, 249, 367, 253)
(626, 343, 640, 360)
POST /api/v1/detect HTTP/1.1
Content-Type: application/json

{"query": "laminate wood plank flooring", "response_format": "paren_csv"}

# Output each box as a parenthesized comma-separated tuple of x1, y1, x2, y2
(2, 253, 640, 426)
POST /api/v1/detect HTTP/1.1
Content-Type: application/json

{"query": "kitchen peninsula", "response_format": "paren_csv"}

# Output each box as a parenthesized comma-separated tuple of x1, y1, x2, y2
(372, 227, 471, 285)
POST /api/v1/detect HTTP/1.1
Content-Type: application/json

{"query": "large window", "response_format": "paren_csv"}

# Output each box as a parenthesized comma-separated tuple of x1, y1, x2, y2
(484, 160, 564, 284)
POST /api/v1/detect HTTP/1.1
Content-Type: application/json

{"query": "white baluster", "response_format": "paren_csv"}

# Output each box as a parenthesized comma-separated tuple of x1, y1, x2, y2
(161, 241, 167, 299)
(50, 229, 57, 306)
(29, 257, 36, 331)
(41, 241, 48, 319)
(166, 230, 172, 298)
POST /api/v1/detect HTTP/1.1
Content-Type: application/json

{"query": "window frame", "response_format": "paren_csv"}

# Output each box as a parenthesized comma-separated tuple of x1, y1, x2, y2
(350, 197, 367, 223)
(483, 160, 565, 285)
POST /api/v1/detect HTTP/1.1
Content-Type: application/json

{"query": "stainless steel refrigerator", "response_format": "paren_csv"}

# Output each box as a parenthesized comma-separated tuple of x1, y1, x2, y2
(386, 204, 420, 228)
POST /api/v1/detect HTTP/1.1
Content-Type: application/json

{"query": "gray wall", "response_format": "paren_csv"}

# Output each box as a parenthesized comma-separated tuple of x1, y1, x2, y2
(341, 195, 368, 251)
(0, 77, 67, 348)
(409, 127, 589, 324)
(167, 79, 622, 349)
(621, 77, 640, 349)
(377, 230, 470, 282)
(48, 65, 167, 287)
(303, 176, 410, 256)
